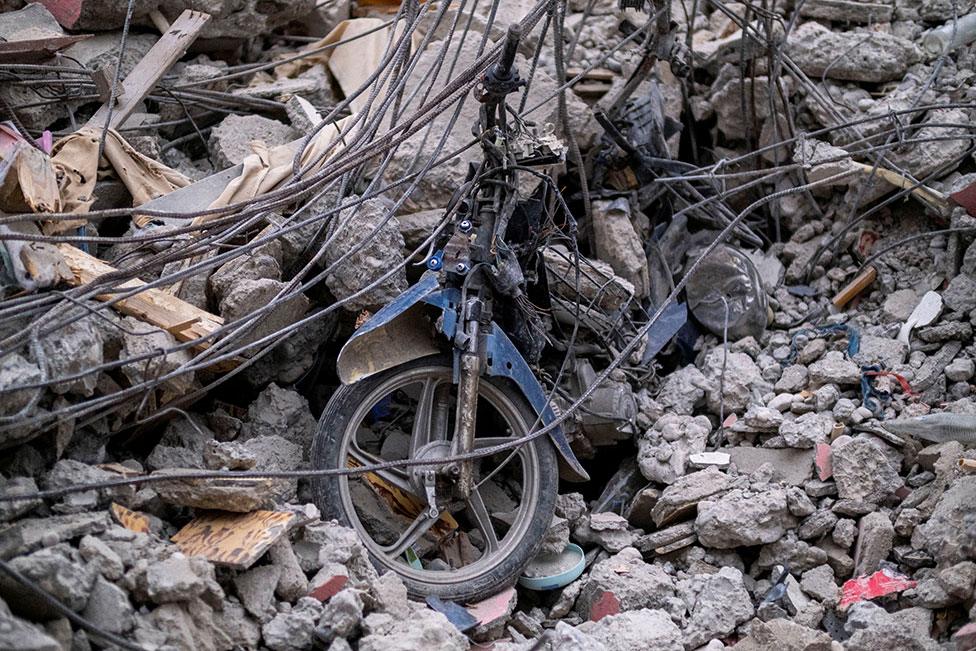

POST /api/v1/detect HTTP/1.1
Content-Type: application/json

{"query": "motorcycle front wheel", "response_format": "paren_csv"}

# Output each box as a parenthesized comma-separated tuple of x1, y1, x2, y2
(311, 354, 558, 602)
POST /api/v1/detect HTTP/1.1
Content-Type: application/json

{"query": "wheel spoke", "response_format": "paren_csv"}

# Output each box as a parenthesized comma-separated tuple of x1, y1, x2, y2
(466, 488, 500, 554)
(379, 511, 441, 558)
(347, 444, 414, 495)
(409, 377, 449, 455)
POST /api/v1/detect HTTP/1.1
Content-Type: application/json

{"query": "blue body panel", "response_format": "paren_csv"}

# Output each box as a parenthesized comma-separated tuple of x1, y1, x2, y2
(339, 272, 589, 481)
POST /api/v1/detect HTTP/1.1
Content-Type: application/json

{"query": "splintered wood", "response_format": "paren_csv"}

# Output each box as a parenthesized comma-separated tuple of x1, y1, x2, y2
(55, 243, 226, 350)
(111, 503, 151, 534)
(171, 510, 297, 570)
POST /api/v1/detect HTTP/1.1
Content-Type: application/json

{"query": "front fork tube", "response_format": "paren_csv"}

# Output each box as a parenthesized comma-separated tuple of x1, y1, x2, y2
(451, 316, 481, 499)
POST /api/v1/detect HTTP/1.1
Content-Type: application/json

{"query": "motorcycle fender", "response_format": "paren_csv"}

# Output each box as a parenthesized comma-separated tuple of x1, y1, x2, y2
(337, 273, 589, 482)
(484, 323, 590, 483)
(336, 273, 442, 385)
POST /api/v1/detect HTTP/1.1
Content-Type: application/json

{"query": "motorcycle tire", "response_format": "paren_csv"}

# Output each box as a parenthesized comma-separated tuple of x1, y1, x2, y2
(311, 354, 559, 602)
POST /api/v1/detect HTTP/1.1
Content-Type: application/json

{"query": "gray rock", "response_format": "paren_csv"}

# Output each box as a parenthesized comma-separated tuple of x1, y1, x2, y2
(788, 21, 919, 82)
(576, 548, 682, 620)
(778, 412, 834, 449)
(883, 288, 921, 322)
(323, 197, 408, 312)
(1, 546, 95, 616)
(203, 439, 256, 470)
(797, 509, 838, 540)
(638, 415, 711, 484)
(209, 115, 298, 169)
(579, 609, 683, 651)
(800, 564, 838, 603)
(241, 383, 316, 451)
(831, 436, 902, 503)
(234, 564, 281, 623)
(0, 512, 110, 560)
(357, 603, 467, 651)
(655, 365, 707, 416)
(208, 243, 282, 305)
(682, 567, 754, 649)
(757, 534, 829, 574)
(786, 487, 817, 517)
(743, 405, 785, 431)
(651, 467, 733, 527)
(318, 588, 363, 640)
(728, 447, 814, 486)
(213, 599, 262, 650)
(0, 477, 41, 522)
(591, 198, 650, 298)
(844, 601, 939, 651)
(696, 487, 795, 548)
(734, 618, 833, 650)
(856, 334, 909, 368)
(539, 514, 570, 556)
(369, 571, 410, 618)
(78, 535, 124, 581)
(701, 349, 768, 414)
(119, 318, 194, 396)
(775, 365, 809, 393)
(39, 313, 103, 397)
(269, 537, 309, 603)
(0, 354, 43, 448)
(262, 597, 323, 651)
(912, 475, 976, 567)
(82, 576, 134, 635)
(42, 460, 134, 516)
(153, 469, 278, 512)
(945, 357, 975, 382)
(853, 512, 894, 576)
(573, 512, 636, 553)
(0, 598, 61, 651)
(146, 555, 206, 604)
(809, 351, 861, 386)
(943, 274, 976, 313)
(218, 278, 310, 348)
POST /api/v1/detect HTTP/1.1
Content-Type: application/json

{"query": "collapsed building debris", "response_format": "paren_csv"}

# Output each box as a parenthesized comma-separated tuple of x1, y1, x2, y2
(0, 0, 976, 648)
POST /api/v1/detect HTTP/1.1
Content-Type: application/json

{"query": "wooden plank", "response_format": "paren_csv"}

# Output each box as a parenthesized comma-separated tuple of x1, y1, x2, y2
(171, 510, 297, 569)
(55, 243, 226, 352)
(832, 264, 877, 309)
(84, 10, 210, 131)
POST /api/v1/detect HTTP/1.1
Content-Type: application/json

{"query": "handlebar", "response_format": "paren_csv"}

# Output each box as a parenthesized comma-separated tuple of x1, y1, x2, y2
(494, 24, 522, 80)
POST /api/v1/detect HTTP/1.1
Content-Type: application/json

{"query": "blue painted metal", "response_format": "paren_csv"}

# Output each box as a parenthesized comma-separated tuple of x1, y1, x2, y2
(483, 322, 589, 481)
(344, 272, 441, 341)
(339, 274, 588, 481)
(641, 300, 688, 365)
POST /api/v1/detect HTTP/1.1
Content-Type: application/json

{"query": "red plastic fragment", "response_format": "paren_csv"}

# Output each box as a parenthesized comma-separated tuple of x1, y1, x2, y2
(589, 590, 620, 622)
(307, 574, 348, 601)
(951, 180, 976, 217)
(37, 0, 83, 28)
(466, 586, 516, 628)
(838, 568, 916, 610)
(815, 442, 833, 481)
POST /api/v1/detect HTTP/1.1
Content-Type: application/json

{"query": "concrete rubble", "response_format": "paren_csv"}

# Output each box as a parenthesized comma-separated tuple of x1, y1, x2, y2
(0, 0, 975, 648)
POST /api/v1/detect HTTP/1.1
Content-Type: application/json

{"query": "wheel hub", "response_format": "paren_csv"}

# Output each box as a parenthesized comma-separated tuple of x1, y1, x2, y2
(410, 440, 452, 495)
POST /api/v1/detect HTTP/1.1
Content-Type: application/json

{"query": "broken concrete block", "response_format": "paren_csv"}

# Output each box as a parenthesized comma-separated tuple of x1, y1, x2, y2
(788, 21, 920, 83)
(831, 436, 903, 503)
(209, 115, 299, 169)
(696, 487, 796, 548)
(323, 197, 408, 313)
(853, 512, 895, 576)
(591, 198, 650, 299)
